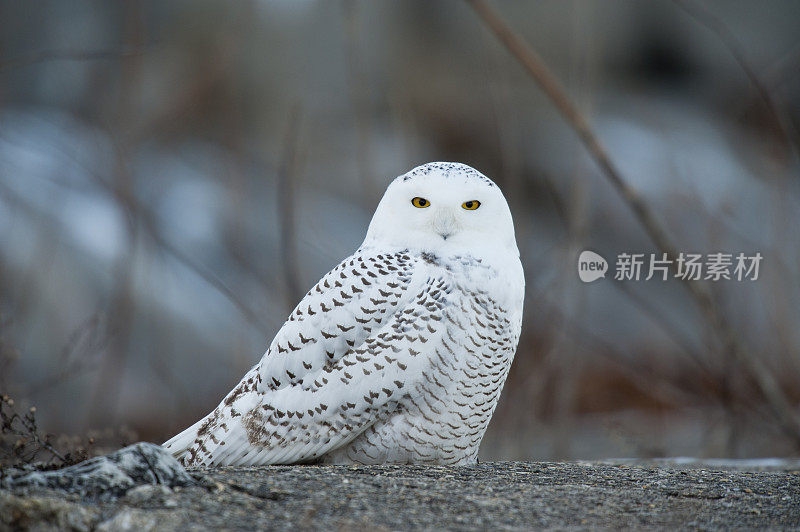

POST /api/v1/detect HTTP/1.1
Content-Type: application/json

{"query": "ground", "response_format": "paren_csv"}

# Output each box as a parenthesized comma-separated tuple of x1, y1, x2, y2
(2, 446, 798, 530)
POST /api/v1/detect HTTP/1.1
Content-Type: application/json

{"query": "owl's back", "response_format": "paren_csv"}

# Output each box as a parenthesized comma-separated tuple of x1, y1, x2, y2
(322, 251, 523, 465)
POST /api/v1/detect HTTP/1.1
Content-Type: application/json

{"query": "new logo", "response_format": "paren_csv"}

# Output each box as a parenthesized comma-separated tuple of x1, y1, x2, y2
(578, 250, 608, 283)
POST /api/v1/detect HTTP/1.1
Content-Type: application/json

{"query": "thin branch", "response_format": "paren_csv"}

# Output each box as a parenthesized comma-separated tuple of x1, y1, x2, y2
(26, 313, 109, 396)
(613, 281, 713, 375)
(524, 290, 711, 410)
(0, 48, 151, 73)
(537, 171, 712, 377)
(104, 175, 274, 334)
(764, 41, 800, 90)
(671, 0, 799, 166)
(0, 144, 272, 335)
(95, 110, 275, 335)
(342, 0, 377, 204)
(277, 105, 303, 310)
(467, 0, 800, 446)
(467, 0, 678, 258)
(1, 397, 67, 465)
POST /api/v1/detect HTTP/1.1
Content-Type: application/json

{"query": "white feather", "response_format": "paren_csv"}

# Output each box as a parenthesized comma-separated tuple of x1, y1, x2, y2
(163, 162, 524, 466)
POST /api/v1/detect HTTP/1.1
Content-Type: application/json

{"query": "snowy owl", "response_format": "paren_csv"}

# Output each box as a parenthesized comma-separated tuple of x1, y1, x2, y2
(163, 162, 524, 466)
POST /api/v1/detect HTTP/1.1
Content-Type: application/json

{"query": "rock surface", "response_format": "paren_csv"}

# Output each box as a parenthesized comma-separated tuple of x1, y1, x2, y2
(1, 442, 195, 501)
(1, 450, 799, 530)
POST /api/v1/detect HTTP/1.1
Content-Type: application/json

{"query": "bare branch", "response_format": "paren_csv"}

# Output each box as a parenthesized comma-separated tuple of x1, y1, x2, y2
(467, 0, 800, 446)
(1, 396, 67, 465)
(0, 143, 273, 340)
(0, 48, 151, 73)
(671, 0, 799, 166)
(86, 120, 275, 334)
(764, 41, 800, 90)
(466, 0, 678, 258)
(342, 0, 377, 204)
(277, 105, 303, 310)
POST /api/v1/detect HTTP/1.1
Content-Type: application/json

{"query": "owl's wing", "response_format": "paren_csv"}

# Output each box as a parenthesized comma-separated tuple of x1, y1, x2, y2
(164, 249, 451, 466)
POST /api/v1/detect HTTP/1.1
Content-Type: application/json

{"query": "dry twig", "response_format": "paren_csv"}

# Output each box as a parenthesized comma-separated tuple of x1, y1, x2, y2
(671, 0, 799, 166)
(277, 105, 303, 309)
(1, 396, 66, 465)
(343, 0, 377, 204)
(466, 0, 800, 446)
(0, 48, 151, 73)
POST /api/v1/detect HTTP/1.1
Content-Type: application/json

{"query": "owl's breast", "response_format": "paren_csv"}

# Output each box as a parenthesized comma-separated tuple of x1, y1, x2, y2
(434, 251, 524, 317)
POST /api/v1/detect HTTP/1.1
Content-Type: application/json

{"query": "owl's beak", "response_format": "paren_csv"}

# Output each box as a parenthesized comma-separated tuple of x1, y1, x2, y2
(432, 208, 459, 241)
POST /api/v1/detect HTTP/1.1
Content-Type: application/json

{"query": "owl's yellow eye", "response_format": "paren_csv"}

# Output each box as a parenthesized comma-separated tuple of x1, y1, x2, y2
(411, 197, 430, 208)
(462, 200, 481, 210)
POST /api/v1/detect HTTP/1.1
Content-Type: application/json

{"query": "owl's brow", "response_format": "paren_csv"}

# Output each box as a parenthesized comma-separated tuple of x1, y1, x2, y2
(401, 163, 496, 188)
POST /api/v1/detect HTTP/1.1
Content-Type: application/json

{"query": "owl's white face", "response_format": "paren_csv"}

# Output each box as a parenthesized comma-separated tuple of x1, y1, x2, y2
(363, 162, 519, 260)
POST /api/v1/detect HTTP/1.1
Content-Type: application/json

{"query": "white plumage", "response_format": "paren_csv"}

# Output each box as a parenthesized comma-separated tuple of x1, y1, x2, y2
(163, 162, 524, 466)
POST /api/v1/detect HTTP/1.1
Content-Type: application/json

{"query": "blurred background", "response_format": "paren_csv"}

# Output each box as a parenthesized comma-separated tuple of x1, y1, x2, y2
(1, 0, 799, 462)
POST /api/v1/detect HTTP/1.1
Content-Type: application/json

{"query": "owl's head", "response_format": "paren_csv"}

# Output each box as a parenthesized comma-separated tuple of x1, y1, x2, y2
(363, 162, 519, 258)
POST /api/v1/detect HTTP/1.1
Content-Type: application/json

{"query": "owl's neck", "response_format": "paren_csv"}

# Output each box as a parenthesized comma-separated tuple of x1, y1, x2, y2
(359, 240, 521, 282)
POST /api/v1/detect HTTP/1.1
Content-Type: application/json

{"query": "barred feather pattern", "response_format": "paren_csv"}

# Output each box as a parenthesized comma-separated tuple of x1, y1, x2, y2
(164, 248, 521, 466)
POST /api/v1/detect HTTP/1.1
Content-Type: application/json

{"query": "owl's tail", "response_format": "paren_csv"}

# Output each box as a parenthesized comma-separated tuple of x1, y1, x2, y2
(162, 364, 264, 466)
(162, 416, 207, 461)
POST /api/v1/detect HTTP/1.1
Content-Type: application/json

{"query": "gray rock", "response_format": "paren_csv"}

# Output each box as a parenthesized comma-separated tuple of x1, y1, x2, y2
(2, 455, 799, 530)
(95, 508, 162, 532)
(0, 491, 99, 531)
(1, 442, 195, 501)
